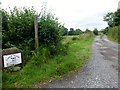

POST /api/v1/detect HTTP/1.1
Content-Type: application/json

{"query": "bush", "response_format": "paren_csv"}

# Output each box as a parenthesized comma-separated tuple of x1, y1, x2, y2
(2, 7, 36, 50)
(2, 7, 66, 65)
(72, 37, 79, 40)
(108, 26, 119, 43)
(38, 12, 63, 47)
(2, 7, 63, 51)
(93, 28, 98, 35)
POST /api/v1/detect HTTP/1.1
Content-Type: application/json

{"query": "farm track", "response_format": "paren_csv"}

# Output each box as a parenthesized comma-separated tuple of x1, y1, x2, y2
(39, 35, 119, 88)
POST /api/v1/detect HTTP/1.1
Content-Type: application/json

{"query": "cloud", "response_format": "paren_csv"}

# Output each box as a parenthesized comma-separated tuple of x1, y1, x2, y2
(1, 0, 119, 31)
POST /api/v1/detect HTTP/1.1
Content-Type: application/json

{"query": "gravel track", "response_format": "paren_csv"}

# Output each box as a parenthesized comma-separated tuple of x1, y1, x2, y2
(40, 36, 119, 88)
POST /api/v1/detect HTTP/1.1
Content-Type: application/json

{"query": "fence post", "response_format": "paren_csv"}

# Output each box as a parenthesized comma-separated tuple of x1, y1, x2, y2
(34, 15, 39, 49)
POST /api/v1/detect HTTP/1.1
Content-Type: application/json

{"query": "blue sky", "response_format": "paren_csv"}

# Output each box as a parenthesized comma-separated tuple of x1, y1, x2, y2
(1, 0, 119, 31)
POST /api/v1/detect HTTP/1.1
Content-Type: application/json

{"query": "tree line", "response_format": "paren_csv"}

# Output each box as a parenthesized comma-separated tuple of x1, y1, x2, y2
(103, 8, 120, 43)
(62, 28, 98, 36)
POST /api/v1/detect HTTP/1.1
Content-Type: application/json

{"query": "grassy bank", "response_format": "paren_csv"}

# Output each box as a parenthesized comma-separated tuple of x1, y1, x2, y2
(3, 34, 94, 88)
(107, 26, 120, 43)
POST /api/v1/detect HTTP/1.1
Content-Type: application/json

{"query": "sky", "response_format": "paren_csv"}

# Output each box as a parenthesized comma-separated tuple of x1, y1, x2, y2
(1, 0, 120, 31)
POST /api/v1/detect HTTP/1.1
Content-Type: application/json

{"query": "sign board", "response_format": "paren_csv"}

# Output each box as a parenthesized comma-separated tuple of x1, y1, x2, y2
(3, 53, 22, 67)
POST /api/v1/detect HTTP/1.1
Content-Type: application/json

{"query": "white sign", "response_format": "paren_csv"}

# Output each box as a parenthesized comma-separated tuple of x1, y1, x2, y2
(3, 53, 22, 67)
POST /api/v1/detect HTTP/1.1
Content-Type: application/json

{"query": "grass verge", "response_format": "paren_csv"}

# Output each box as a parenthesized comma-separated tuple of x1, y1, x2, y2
(107, 26, 120, 44)
(3, 34, 94, 88)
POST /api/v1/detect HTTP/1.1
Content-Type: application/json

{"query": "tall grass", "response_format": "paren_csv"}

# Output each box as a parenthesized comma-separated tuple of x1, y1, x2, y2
(108, 26, 120, 43)
(2, 33, 94, 88)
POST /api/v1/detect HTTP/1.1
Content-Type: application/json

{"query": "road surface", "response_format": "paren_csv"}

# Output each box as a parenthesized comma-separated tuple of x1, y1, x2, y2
(40, 36, 119, 88)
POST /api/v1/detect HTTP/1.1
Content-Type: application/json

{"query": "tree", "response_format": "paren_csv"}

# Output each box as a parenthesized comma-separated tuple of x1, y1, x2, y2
(74, 29, 83, 35)
(62, 27, 68, 36)
(103, 9, 120, 43)
(114, 9, 120, 26)
(101, 27, 109, 35)
(84, 28, 91, 33)
(68, 28, 74, 35)
(104, 12, 114, 27)
(93, 28, 98, 35)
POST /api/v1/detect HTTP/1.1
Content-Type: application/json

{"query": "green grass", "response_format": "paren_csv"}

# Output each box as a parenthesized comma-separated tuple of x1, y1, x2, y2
(0, 73, 2, 89)
(62, 35, 79, 44)
(107, 26, 120, 43)
(3, 35, 94, 88)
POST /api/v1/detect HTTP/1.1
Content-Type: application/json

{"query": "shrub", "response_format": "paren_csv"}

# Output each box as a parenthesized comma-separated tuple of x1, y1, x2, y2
(2, 7, 64, 51)
(72, 37, 79, 40)
(108, 26, 119, 43)
(38, 12, 63, 47)
(2, 7, 66, 65)
(2, 7, 36, 50)
(93, 28, 98, 35)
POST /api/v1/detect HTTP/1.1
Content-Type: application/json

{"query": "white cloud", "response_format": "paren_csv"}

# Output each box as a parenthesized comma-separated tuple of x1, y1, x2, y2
(1, 0, 119, 31)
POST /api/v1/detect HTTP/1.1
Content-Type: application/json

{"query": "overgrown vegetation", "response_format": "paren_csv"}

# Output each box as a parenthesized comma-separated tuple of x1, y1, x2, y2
(2, 33, 94, 88)
(2, 6, 95, 88)
(107, 26, 119, 43)
(103, 9, 120, 43)
(2, 7, 66, 64)
(2, 7, 36, 50)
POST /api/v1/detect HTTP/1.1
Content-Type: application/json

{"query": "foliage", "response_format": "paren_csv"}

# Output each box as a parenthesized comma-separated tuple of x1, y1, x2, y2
(84, 28, 91, 33)
(107, 26, 120, 43)
(114, 9, 120, 26)
(101, 27, 109, 35)
(104, 9, 120, 27)
(1, 7, 67, 69)
(74, 29, 83, 35)
(72, 37, 79, 40)
(2, 35, 94, 88)
(2, 7, 36, 50)
(38, 12, 63, 47)
(79, 32, 94, 39)
(93, 28, 98, 35)
(104, 12, 114, 27)
(62, 27, 68, 36)
(68, 28, 83, 35)
(68, 28, 74, 35)
(2, 7, 64, 53)
(103, 9, 120, 43)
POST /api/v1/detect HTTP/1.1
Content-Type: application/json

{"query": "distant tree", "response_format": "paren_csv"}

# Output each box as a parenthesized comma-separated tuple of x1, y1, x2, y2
(68, 28, 74, 35)
(74, 29, 83, 35)
(62, 27, 68, 36)
(100, 27, 109, 35)
(84, 28, 91, 33)
(93, 28, 98, 35)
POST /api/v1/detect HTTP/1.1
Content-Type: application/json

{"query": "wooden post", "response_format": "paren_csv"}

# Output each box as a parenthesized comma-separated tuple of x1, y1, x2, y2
(34, 15, 39, 49)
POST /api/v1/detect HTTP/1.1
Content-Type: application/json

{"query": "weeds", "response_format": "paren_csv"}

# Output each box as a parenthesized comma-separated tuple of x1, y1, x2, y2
(108, 26, 119, 43)
(3, 34, 94, 88)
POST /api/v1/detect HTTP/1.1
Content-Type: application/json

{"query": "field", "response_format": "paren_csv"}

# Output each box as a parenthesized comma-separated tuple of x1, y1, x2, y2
(3, 34, 94, 88)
